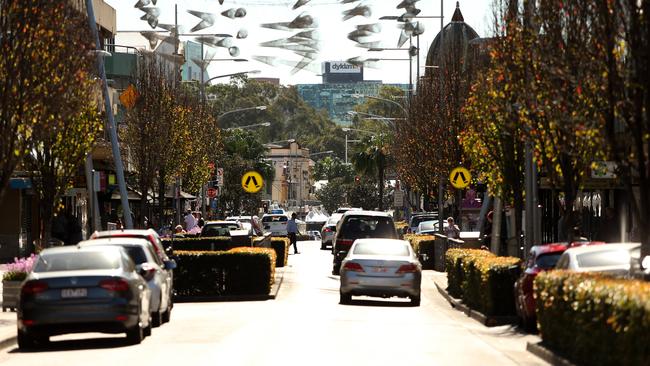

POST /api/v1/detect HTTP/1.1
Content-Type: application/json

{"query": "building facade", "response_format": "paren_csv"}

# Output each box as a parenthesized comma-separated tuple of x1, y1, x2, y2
(265, 141, 314, 210)
(296, 61, 408, 125)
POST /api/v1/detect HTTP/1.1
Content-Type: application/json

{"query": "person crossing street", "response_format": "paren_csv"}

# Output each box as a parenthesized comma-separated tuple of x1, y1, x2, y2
(287, 213, 300, 254)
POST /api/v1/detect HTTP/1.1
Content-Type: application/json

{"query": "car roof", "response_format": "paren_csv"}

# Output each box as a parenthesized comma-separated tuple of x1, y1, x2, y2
(79, 237, 152, 248)
(563, 242, 641, 255)
(342, 210, 393, 218)
(94, 229, 157, 237)
(532, 243, 568, 255)
(205, 220, 239, 225)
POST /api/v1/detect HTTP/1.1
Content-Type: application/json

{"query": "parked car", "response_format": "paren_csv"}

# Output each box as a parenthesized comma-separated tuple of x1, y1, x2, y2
(331, 210, 398, 275)
(80, 237, 176, 327)
(320, 213, 343, 250)
(409, 212, 438, 233)
(91, 228, 170, 263)
(514, 241, 605, 329)
(555, 243, 640, 275)
(226, 216, 255, 236)
(335, 207, 362, 214)
(415, 220, 448, 235)
(339, 239, 422, 306)
(201, 221, 245, 237)
(18, 246, 152, 348)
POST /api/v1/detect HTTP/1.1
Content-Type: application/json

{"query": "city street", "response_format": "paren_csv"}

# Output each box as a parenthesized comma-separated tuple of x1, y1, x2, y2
(0, 240, 547, 366)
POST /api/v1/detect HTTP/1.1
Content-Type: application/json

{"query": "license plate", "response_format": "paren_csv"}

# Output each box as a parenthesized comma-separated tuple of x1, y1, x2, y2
(373, 267, 388, 273)
(61, 288, 87, 298)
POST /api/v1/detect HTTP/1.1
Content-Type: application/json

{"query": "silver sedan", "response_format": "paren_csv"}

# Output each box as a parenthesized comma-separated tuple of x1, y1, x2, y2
(339, 239, 422, 306)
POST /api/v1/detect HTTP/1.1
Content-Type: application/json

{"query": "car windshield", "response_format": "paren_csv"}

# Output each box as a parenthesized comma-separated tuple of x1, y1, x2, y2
(34, 251, 121, 272)
(536, 252, 563, 269)
(353, 242, 410, 256)
(576, 249, 631, 268)
(340, 216, 396, 239)
(202, 224, 236, 237)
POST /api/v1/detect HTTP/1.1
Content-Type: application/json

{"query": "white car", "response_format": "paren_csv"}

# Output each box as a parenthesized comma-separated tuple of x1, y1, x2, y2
(226, 216, 254, 236)
(416, 220, 447, 235)
(261, 214, 290, 236)
(79, 237, 176, 327)
(555, 243, 641, 276)
(320, 213, 343, 249)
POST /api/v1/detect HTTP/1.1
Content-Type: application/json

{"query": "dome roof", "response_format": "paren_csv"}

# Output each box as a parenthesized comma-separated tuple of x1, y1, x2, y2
(424, 2, 479, 78)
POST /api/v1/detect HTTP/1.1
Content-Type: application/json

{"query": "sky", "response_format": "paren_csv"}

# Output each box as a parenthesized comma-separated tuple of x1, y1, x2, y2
(104, 0, 493, 85)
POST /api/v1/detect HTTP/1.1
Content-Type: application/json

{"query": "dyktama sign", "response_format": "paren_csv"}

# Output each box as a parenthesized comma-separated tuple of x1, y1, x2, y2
(328, 62, 361, 74)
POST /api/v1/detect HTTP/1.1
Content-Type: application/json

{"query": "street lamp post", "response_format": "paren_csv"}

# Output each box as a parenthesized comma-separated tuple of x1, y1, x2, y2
(351, 94, 408, 118)
(224, 121, 271, 131)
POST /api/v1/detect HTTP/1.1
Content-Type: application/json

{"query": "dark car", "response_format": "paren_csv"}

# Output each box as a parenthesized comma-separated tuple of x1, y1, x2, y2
(331, 211, 398, 275)
(514, 241, 604, 330)
(17, 246, 152, 349)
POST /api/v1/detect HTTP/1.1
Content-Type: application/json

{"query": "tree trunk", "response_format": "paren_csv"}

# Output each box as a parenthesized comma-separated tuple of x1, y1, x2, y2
(378, 165, 384, 211)
(158, 168, 166, 230)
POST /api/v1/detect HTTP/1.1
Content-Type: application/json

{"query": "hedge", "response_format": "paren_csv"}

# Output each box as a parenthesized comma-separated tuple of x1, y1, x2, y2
(270, 237, 289, 268)
(535, 272, 650, 366)
(395, 220, 409, 233)
(404, 234, 436, 269)
(174, 248, 275, 297)
(445, 248, 521, 316)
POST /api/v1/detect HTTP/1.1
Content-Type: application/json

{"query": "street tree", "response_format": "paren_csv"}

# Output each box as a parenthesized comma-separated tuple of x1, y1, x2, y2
(216, 129, 273, 216)
(460, 0, 527, 252)
(16, 1, 103, 245)
(0, 1, 95, 202)
(312, 156, 354, 183)
(315, 177, 348, 214)
(351, 133, 392, 210)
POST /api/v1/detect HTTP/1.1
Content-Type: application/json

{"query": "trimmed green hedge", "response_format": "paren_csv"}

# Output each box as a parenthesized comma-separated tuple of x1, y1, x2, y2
(271, 237, 289, 268)
(174, 248, 275, 297)
(404, 234, 436, 269)
(535, 271, 650, 366)
(445, 248, 521, 316)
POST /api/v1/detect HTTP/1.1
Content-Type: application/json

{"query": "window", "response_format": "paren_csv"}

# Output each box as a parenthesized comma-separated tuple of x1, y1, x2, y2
(353, 242, 410, 256)
(577, 249, 631, 268)
(536, 252, 564, 270)
(34, 251, 121, 272)
(340, 216, 397, 239)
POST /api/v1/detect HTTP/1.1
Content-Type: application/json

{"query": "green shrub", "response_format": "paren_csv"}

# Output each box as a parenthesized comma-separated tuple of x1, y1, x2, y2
(404, 234, 436, 269)
(174, 248, 275, 297)
(270, 237, 289, 267)
(445, 249, 493, 298)
(2, 271, 26, 282)
(395, 221, 408, 233)
(444, 249, 521, 316)
(163, 236, 239, 251)
(535, 272, 650, 366)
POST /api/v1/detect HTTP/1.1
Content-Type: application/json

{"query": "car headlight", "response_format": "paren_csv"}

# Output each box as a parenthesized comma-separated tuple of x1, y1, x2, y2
(641, 256, 650, 271)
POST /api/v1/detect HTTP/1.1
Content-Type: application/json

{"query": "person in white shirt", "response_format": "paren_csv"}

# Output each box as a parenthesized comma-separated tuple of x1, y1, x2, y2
(184, 209, 197, 231)
(287, 213, 300, 254)
(444, 217, 460, 239)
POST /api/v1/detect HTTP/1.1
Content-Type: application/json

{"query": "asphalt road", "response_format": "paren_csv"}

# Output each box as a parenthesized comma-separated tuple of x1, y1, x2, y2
(0, 240, 548, 366)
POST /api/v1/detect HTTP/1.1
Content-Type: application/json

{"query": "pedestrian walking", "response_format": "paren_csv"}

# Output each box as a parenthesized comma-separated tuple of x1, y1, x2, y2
(287, 213, 300, 254)
(184, 209, 197, 231)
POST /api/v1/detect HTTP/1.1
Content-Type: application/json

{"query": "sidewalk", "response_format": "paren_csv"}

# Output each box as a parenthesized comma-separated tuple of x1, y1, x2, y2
(0, 272, 17, 350)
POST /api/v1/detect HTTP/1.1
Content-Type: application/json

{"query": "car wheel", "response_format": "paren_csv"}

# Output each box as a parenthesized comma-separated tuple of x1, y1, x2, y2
(143, 319, 152, 337)
(162, 302, 172, 323)
(152, 311, 162, 327)
(17, 330, 36, 350)
(339, 292, 351, 305)
(410, 295, 421, 306)
(126, 324, 143, 345)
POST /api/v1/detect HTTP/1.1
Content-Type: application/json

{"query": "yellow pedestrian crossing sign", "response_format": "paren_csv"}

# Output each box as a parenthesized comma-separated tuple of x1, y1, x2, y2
(241, 171, 264, 193)
(449, 167, 471, 189)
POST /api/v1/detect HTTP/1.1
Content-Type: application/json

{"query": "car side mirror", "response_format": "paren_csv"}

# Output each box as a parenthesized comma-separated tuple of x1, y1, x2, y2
(164, 260, 177, 270)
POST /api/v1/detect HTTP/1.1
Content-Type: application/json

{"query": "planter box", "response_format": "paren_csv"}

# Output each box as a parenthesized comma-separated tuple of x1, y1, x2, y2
(2, 280, 21, 311)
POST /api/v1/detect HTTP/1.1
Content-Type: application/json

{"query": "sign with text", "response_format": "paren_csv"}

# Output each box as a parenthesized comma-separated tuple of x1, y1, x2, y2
(328, 61, 361, 74)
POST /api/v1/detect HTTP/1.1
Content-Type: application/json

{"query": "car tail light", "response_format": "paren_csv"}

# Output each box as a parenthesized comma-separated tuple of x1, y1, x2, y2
(22, 281, 48, 295)
(99, 279, 129, 292)
(396, 263, 418, 273)
(343, 262, 364, 272)
(324, 227, 332, 233)
(115, 315, 128, 321)
(336, 239, 354, 249)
